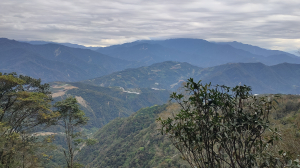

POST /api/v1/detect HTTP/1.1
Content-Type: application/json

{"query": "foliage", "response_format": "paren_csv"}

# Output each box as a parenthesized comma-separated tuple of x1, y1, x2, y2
(76, 104, 190, 168)
(75, 92, 300, 168)
(0, 72, 59, 167)
(158, 78, 298, 168)
(54, 97, 88, 168)
(265, 95, 300, 166)
(37, 81, 170, 167)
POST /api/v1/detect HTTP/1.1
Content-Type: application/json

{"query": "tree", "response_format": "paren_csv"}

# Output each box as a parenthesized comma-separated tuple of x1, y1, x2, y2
(54, 97, 88, 168)
(0, 72, 59, 167)
(158, 78, 295, 168)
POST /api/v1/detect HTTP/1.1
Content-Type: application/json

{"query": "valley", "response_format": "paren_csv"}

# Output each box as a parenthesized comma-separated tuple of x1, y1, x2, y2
(1, 38, 300, 167)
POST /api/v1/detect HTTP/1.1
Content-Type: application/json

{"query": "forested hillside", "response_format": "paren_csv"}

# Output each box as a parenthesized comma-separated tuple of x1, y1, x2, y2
(76, 95, 300, 167)
(76, 104, 190, 168)
(83, 61, 300, 94)
(31, 81, 171, 168)
(50, 82, 170, 129)
(83, 61, 202, 91)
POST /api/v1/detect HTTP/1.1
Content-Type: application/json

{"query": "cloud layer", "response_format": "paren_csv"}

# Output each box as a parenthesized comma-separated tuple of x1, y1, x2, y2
(0, 0, 299, 52)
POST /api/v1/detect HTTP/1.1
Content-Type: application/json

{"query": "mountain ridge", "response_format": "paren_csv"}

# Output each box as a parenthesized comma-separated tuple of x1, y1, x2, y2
(96, 38, 300, 68)
(83, 61, 300, 94)
(0, 38, 137, 82)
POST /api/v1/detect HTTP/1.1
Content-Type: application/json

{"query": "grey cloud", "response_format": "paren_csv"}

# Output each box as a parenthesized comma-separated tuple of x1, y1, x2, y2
(0, 0, 299, 50)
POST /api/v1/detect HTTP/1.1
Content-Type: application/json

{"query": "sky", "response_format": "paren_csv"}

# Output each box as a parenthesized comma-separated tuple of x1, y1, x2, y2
(0, 0, 299, 53)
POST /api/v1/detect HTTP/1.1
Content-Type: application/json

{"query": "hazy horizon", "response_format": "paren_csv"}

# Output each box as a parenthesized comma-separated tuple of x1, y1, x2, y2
(1, 1, 299, 53)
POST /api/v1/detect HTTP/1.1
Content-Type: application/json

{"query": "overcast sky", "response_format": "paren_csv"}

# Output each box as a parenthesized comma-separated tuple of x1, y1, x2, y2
(0, 0, 299, 53)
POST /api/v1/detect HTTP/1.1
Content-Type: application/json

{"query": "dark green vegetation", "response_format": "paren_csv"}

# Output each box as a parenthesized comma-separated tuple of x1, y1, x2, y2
(0, 38, 136, 82)
(76, 94, 300, 167)
(38, 81, 170, 168)
(51, 82, 170, 129)
(97, 38, 300, 67)
(2, 72, 300, 168)
(158, 79, 289, 167)
(0, 72, 59, 167)
(76, 105, 190, 168)
(84, 61, 300, 94)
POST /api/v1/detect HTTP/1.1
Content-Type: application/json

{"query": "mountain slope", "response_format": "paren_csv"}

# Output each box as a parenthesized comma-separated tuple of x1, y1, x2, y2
(84, 61, 202, 90)
(75, 95, 300, 168)
(97, 43, 193, 65)
(83, 61, 300, 94)
(97, 38, 298, 68)
(218, 41, 297, 57)
(259, 54, 300, 65)
(38, 82, 171, 168)
(0, 48, 90, 82)
(76, 104, 190, 168)
(217, 41, 300, 65)
(21, 40, 99, 50)
(51, 82, 170, 129)
(194, 62, 300, 94)
(0, 38, 135, 82)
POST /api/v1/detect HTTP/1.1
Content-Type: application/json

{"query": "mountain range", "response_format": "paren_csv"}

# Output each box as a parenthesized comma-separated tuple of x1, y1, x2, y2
(96, 38, 300, 68)
(218, 41, 297, 57)
(84, 61, 300, 94)
(2, 37, 300, 167)
(1, 37, 299, 85)
(21, 40, 99, 50)
(0, 38, 136, 82)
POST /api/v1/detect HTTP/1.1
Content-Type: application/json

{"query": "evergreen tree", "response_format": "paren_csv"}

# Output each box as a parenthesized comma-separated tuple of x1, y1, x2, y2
(54, 97, 88, 168)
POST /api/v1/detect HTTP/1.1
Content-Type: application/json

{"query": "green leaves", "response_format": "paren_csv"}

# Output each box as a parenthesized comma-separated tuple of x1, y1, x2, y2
(158, 78, 281, 168)
(0, 72, 58, 167)
(54, 97, 89, 168)
(54, 97, 89, 126)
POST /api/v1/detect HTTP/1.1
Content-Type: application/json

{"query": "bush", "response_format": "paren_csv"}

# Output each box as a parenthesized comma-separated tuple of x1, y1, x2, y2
(158, 78, 299, 168)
